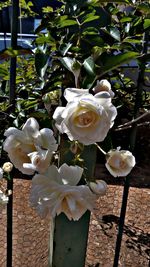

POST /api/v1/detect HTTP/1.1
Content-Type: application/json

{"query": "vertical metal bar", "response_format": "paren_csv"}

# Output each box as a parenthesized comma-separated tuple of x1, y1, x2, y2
(113, 177, 130, 267)
(9, 0, 19, 107)
(113, 31, 149, 267)
(7, 1, 19, 267)
(0, 10, 7, 49)
(129, 31, 149, 152)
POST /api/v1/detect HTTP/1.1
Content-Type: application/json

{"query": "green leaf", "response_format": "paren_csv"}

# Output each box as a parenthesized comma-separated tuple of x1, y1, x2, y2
(120, 17, 132, 23)
(0, 65, 8, 78)
(143, 19, 150, 30)
(92, 46, 105, 60)
(42, 6, 53, 13)
(99, 52, 140, 77)
(57, 16, 78, 28)
(35, 34, 56, 47)
(82, 28, 99, 36)
(23, 100, 38, 110)
(82, 75, 96, 89)
(83, 56, 95, 76)
(123, 37, 143, 44)
(97, 0, 132, 2)
(35, 52, 49, 78)
(60, 20, 78, 27)
(0, 47, 32, 61)
(60, 57, 81, 86)
(108, 26, 121, 41)
(60, 57, 74, 72)
(133, 17, 142, 27)
(137, 3, 150, 15)
(81, 14, 100, 25)
(59, 43, 72, 56)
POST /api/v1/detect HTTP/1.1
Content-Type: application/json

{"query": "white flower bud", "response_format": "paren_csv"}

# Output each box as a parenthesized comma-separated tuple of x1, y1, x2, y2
(2, 162, 13, 173)
(93, 80, 114, 98)
(105, 148, 136, 177)
(89, 180, 107, 196)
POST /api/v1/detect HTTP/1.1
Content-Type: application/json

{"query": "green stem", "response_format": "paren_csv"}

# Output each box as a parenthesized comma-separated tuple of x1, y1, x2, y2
(95, 143, 106, 155)
(75, 16, 81, 47)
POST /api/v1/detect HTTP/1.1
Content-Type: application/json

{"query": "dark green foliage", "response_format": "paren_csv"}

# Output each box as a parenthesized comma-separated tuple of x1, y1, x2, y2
(0, 0, 150, 155)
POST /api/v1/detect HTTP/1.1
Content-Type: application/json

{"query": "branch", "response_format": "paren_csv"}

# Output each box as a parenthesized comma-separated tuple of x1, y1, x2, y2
(116, 110, 150, 130)
(115, 121, 150, 132)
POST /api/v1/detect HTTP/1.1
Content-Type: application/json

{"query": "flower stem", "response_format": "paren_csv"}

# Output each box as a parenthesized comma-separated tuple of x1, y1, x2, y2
(95, 143, 106, 155)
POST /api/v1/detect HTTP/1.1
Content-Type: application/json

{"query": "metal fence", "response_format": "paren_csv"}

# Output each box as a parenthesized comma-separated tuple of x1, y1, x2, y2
(0, 1, 150, 267)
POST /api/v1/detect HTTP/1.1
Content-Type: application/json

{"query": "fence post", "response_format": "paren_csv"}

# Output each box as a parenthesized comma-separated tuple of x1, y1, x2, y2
(7, 1, 19, 267)
(50, 141, 97, 267)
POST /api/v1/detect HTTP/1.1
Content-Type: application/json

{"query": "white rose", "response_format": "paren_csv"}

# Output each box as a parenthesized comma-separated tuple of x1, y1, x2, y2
(30, 163, 96, 220)
(93, 80, 115, 98)
(53, 88, 117, 145)
(2, 162, 13, 173)
(0, 168, 3, 179)
(89, 180, 107, 196)
(3, 118, 58, 175)
(105, 148, 136, 177)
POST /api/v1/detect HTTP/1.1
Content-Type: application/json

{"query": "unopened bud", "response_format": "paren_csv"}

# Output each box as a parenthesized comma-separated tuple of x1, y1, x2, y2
(7, 190, 12, 196)
(2, 162, 13, 173)
(93, 80, 114, 98)
(70, 141, 84, 155)
(70, 142, 79, 154)
(89, 180, 107, 196)
(42, 93, 51, 104)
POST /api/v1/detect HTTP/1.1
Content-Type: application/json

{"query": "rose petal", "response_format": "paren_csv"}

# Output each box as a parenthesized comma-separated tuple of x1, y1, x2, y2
(59, 163, 83, 185)
(64, 88, 89, 102)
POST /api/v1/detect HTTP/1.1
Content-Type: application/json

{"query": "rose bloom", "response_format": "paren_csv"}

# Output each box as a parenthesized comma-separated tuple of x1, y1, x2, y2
(30, 163, 96, 220)
(89, 180, 107, 196)
(93, 79, 114, 98)
(3, 118, 58, 175)
(2, 162, 13, 173)
(105, 148, 136, 177)
(53, 88, 117, 145)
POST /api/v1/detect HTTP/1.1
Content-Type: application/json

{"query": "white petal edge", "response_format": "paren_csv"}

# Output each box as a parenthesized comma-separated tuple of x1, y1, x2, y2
(64, 88, 89, 102)
(59, 163, 83, 186)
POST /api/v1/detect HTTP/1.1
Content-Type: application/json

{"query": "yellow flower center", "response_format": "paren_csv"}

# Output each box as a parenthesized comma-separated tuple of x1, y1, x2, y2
(119, 159, 126, 169)
(15, 143, 35, 163)
(73, 106, 99, 128)
(33, 156, 41, 166)
(109, 155, 127, 170)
